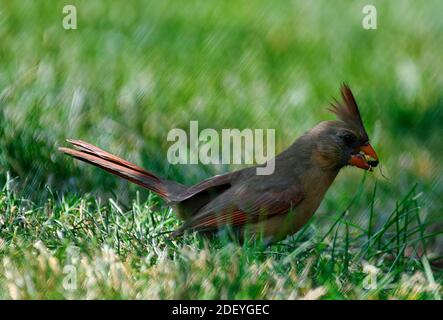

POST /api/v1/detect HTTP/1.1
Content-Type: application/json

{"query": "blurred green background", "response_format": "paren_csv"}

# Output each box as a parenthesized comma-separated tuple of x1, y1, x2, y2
(0, 0, 442, 300)
(0, 0, 442, 231)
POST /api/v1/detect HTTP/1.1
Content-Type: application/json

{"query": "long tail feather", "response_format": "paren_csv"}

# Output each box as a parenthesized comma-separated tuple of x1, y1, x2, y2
(59, 139, 185, 201)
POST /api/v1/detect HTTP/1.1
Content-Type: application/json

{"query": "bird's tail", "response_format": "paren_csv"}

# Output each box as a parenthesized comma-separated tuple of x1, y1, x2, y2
(59, 139, 185, 202)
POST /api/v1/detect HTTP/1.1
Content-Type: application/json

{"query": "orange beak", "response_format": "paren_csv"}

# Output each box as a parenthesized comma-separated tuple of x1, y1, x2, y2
(349, 143, 379, 171)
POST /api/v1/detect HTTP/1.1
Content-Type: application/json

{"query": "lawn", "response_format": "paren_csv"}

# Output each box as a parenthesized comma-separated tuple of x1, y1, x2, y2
(0, 0, 442, 299)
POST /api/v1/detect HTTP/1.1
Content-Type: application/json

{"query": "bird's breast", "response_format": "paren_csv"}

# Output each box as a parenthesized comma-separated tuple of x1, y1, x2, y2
(287, 169, 338, 230)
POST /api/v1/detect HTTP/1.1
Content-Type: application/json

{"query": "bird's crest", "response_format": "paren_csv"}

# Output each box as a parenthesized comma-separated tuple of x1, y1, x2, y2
(329, 84, 368, 140)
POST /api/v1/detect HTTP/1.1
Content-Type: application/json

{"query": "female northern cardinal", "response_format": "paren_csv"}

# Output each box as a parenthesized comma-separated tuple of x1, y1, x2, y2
(60, 84, 378, 243)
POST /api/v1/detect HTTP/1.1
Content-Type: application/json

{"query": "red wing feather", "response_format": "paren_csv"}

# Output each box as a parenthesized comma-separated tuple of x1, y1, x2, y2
(172, 184, 303, 236)
(196, 210, 249, 228)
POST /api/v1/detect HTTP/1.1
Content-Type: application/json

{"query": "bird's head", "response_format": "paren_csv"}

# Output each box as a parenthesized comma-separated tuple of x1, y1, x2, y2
(309, 84, 379, 171)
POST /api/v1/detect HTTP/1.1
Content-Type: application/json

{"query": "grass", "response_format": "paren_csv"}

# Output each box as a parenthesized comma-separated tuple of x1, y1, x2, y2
(0, 174, 441, 299)
(0, 0, 442, 299)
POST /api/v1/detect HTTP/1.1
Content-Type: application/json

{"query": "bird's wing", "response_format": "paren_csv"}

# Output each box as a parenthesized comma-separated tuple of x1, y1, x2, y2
(172, 183, 304, 236)
(172, 169, 246, 203)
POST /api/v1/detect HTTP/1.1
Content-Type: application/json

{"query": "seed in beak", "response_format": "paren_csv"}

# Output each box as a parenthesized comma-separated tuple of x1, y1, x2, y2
(368, 160, 378, 167)
(360, 152, 378, 167)
(360, 144, 379, 168)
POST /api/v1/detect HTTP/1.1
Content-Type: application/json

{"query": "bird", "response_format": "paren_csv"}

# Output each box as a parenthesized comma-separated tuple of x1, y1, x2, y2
(59, 84, 379, 244)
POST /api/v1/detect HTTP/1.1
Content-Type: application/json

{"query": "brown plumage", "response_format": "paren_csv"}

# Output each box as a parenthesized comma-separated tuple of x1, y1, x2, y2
(59, 84, 379, 243)
(329, 84, 369, 141)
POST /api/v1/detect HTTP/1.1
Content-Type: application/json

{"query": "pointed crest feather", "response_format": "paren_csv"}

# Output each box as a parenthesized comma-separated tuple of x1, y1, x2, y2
(329, 84, 368, 139)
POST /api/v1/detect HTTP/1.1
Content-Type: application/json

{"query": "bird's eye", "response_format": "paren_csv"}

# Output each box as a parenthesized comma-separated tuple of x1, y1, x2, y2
(342, 133, 356, 146)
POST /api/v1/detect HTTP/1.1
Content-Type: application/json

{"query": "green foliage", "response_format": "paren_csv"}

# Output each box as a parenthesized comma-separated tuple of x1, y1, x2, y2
(0, 177, 441, 299)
